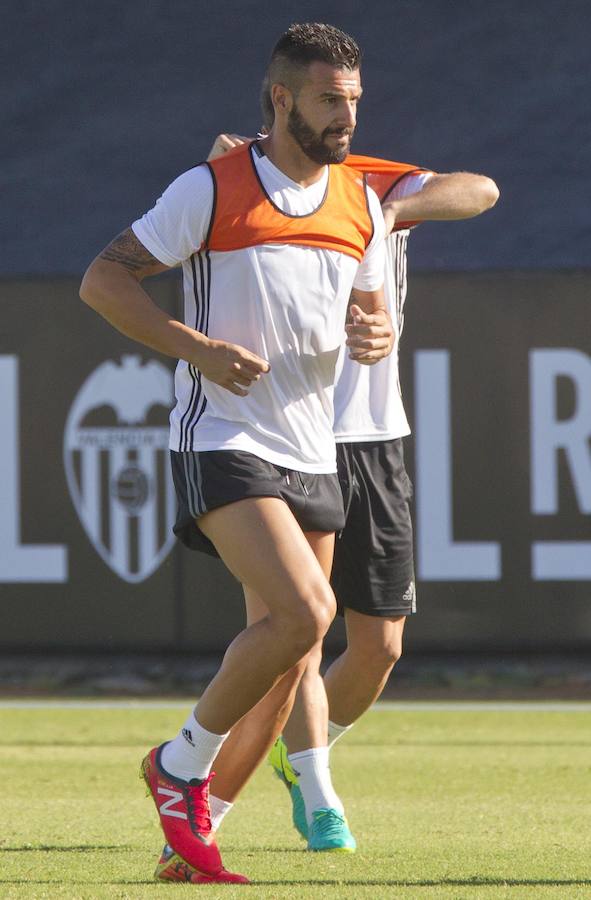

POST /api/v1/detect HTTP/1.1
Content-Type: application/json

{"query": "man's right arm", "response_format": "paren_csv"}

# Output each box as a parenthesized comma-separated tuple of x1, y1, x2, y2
(80, 226, 210, 360)
(382, 171, 499, 232)
(80, 226, 269, 396)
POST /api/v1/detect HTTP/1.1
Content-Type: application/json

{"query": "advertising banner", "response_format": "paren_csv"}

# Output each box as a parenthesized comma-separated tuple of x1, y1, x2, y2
(1, 273, 589, 651)
(400, 272, 591, 650)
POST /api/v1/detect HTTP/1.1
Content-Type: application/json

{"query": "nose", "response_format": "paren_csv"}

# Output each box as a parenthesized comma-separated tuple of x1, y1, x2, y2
(342, 101, 356, 128)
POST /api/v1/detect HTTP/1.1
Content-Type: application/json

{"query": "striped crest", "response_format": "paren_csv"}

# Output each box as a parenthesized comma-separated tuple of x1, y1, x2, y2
(63, 356, 176, 583)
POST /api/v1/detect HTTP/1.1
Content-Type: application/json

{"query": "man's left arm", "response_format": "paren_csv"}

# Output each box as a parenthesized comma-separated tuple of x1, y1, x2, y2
(382, 172, 499, 232)
(346, 289, 393, 365)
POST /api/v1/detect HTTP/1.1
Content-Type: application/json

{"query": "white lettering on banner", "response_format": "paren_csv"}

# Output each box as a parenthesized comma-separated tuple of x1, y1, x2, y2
(532, 543, 591, 580)
(530, 349, 591, 513)
(414, 350, 501, 581)
(0, 356, 68, 582)
(2, 344, 588, 587)
(530, 349, 591, 580)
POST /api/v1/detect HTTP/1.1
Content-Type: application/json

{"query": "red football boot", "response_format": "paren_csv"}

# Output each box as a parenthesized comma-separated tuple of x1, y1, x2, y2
(154, 843, 249, 885)
(141, 744, 223, 877)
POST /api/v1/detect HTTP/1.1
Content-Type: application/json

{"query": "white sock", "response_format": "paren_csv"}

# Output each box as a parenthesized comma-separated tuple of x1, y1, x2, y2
(209, 795, 234, 832)
(327, 719, 354, 750)
(288, 747, 344, 824)
(160, 711, 229, 782)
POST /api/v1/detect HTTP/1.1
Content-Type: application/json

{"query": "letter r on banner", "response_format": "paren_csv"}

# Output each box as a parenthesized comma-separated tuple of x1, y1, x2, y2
(530, 349, 591, 580)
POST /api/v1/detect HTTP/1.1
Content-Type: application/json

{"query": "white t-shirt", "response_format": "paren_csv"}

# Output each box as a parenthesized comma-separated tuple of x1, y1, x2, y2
(333, 171, 432, 442)
(133, 145, 385, 472)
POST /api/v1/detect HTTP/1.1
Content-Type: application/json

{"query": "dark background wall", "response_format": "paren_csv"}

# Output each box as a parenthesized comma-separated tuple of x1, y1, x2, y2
(1, 272, 590, 653)
(4, 0, 589, 276)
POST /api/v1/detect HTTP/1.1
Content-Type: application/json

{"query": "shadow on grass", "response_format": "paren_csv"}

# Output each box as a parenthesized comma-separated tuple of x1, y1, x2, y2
(0, 881, 157, 887)
(253, 879, 591, 888)
(1, 845, 132, 852)
(1, 878, 590, 888)
(2, 849, 589, 890)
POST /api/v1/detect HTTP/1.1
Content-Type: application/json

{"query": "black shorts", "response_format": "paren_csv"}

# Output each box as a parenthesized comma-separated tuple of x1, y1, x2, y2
(170, 449, 345, 557)
(331, 438, 416, 617)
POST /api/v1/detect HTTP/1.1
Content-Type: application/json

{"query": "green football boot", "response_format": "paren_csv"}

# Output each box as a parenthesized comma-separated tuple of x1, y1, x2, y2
(307, 808, 357, 852)
(268, 736, 308, 840)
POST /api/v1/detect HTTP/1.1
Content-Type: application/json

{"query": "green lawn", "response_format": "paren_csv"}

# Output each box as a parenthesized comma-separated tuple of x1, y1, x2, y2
(0, 703, 590, 899)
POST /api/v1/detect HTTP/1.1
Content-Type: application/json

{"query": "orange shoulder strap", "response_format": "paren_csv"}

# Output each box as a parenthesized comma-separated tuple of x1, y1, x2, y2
(345, 153, 432, 201)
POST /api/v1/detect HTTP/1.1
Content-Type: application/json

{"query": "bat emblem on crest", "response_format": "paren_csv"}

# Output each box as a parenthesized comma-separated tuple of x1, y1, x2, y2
(63, 356, 176, 583)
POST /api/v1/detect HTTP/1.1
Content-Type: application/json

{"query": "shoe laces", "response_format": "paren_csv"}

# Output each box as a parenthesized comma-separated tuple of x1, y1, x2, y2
(314, 808, 346, 838)
(185, 771, 215, 835)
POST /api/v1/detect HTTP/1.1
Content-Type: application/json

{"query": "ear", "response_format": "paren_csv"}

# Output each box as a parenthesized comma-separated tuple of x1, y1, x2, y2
(271, 82, 293, 115)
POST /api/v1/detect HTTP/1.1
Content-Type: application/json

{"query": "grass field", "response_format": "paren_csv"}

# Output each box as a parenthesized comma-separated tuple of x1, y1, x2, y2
(1, 702, 590, 899)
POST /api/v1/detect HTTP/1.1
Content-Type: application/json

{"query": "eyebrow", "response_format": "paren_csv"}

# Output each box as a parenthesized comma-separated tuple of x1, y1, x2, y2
(318, 88, 363, 99)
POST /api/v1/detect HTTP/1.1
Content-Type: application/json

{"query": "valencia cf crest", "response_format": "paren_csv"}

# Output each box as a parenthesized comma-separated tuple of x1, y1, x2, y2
(64, 355, 176, 583)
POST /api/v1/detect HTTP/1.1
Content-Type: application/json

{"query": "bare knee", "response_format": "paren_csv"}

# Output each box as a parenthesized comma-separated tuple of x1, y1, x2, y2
(290, 597, 335, 657)
(349, 630, 403, 674)
(278, 583, 336, 662)
(378, 635, 403, 668)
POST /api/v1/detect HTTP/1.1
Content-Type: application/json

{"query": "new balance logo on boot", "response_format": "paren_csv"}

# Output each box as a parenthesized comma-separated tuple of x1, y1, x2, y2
(141, 743, 223, 877)
(157, 787, 188, 820)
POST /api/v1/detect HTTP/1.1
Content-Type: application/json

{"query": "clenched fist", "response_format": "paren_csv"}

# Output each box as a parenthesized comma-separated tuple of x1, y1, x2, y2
(192, 338, 270, 396)
(345, 304, 395, 365)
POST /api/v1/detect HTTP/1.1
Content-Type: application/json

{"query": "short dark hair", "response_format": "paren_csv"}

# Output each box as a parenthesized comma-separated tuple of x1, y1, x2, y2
(262, 23, 361, 126)
(270, 22, 361, 71)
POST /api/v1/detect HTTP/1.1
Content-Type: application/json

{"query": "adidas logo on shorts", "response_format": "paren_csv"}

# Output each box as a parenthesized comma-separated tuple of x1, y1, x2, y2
(402, 581, 416, 612)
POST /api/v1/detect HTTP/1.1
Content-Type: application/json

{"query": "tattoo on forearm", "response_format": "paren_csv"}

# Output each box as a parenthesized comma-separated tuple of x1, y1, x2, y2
(99, 228, 160, 274)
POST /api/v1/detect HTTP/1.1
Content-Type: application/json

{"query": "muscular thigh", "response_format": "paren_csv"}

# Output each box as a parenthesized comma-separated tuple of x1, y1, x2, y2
(242, 529, 335, 626)
(200, 497, 333, 619)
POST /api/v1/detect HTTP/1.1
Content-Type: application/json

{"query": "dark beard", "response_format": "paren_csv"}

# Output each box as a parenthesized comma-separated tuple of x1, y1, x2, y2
(287, 103, 352, 164)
